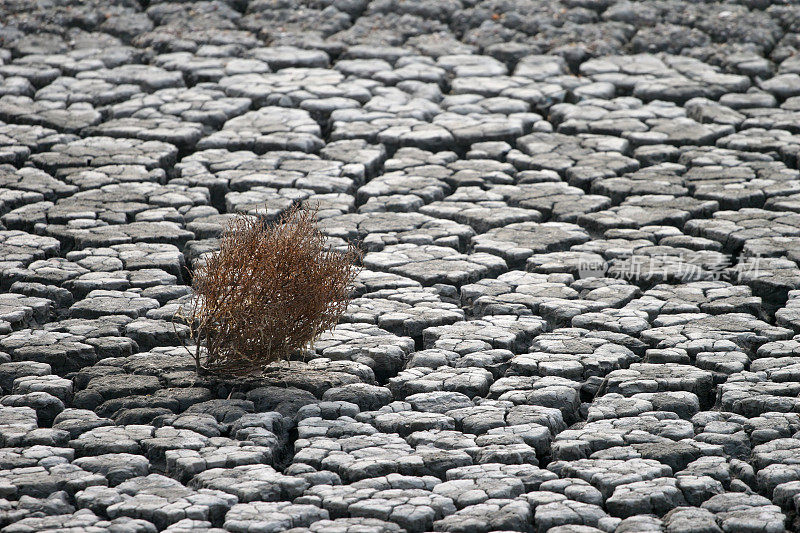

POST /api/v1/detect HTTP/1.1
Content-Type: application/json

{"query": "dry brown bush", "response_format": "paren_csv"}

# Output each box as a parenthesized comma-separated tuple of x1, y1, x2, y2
(178, 204, 361, 375)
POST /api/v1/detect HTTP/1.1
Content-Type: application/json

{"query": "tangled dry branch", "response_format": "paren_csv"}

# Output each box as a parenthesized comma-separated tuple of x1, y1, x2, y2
(177, 204, 361, 375)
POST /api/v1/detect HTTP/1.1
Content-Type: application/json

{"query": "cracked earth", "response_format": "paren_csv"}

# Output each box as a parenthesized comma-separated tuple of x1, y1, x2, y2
(1, 0, 800, 532)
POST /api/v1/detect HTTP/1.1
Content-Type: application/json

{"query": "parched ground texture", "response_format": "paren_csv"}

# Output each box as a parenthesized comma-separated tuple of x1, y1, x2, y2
(4, 0, 800, 532)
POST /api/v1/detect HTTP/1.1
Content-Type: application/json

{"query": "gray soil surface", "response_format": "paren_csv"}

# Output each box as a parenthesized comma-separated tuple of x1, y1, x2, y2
(0, 0, 800, 531)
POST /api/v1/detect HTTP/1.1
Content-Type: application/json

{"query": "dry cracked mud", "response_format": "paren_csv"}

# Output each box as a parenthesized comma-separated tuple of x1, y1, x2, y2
(0, 0, 800, 532)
